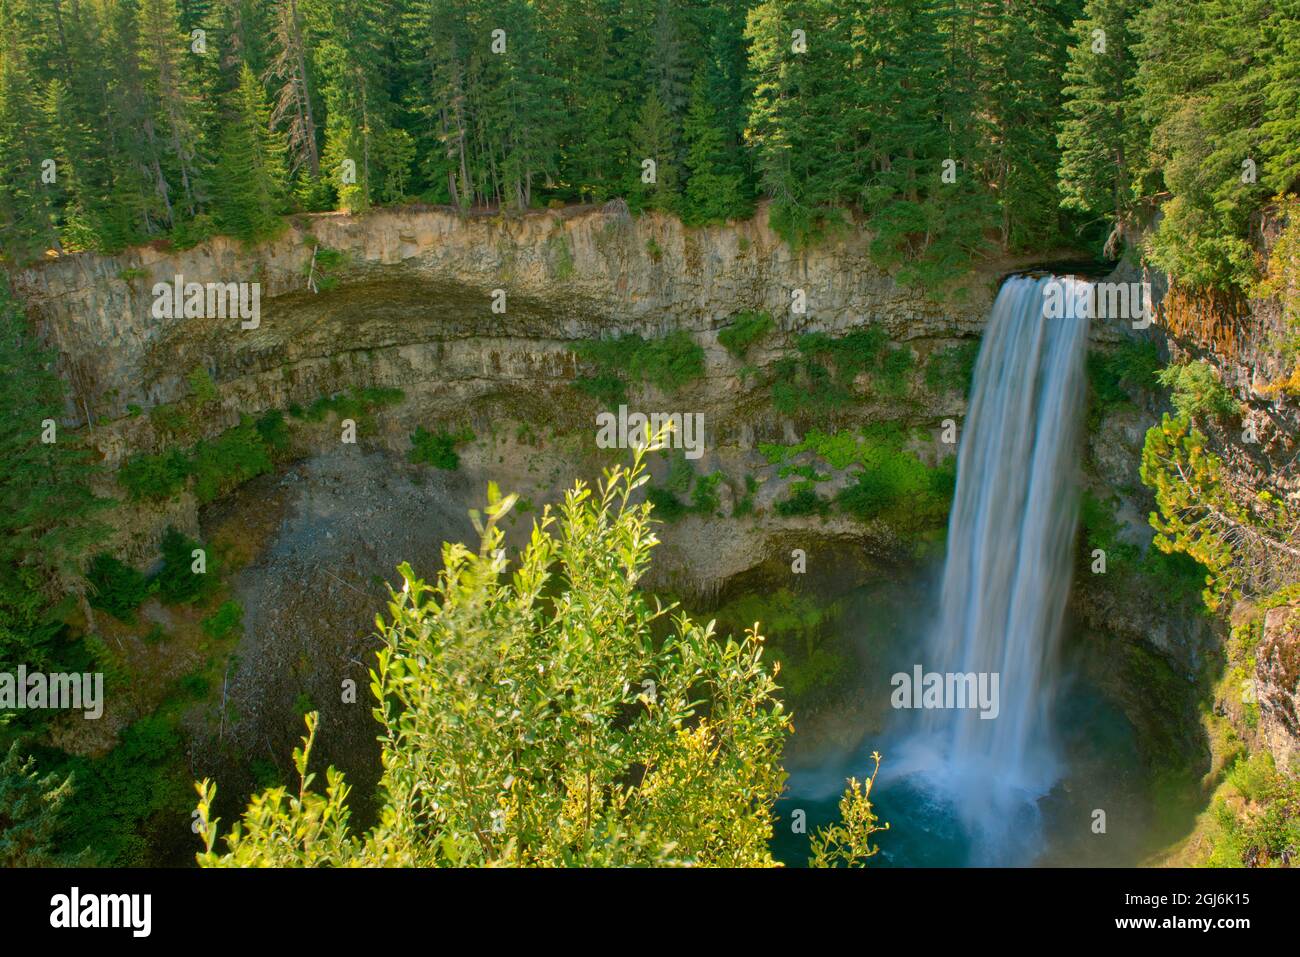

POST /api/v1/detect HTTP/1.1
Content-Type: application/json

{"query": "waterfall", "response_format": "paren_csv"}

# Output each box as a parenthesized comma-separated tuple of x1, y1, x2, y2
(901, 274, 1091, 862)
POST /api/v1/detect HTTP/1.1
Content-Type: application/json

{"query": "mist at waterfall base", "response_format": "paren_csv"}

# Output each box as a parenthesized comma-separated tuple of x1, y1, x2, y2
(775, 276, 1098, 867)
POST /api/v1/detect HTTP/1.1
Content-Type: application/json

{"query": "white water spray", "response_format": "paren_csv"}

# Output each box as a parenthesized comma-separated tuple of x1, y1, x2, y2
(900, 274, 1091, 862)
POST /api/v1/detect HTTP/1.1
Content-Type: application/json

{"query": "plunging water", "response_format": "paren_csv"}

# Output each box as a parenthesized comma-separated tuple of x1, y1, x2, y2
(893, 274, 1091, 862)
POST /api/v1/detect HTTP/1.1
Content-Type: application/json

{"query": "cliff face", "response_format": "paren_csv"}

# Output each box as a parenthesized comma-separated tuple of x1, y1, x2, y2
(15, 203, 1287, 705)
(10, 201, 1016, 569)
(14, 202, 1010, 432)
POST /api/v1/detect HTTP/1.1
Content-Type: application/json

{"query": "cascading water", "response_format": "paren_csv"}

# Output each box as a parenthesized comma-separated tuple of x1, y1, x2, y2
(896, 274, 1092, 863)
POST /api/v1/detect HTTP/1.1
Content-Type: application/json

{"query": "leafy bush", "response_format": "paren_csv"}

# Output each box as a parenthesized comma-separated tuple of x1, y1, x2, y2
(572, 331, 705, 399)
(155, 527, 213, 606)
(303, 387, 405, 423)
(646, 486, 687, 521)
(718, 311, 774, 360)
(690, 472, 723, 515)
(775, 484, 830, 517)
(254, 409, 291, 454)
(1087, 339, 1163, 423)
(187, 366, 218, 405)
(408, 426, 472, 470)
(1157, 360, 1240, 421)
(54, 714, 190, 867)
(196, 456, 885, 867)
(763, 425, 953, 529)
(1207, 753, 1300, 867)
(189, 417, 273, 504)
(924, 341, 981, 395)
(147, 402, 189, 435)
(117, 449, 190, 502)
(772, 328, 915, 414)
(877, 347, 916, 397)
(202, 599, 244, 639)
(86, 554, 153, 623)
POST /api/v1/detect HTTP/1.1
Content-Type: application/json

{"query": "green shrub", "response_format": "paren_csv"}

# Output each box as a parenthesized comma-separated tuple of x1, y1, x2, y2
(664, 450, 694, 494)
(924, 341, 980, 395)
(877, 347, 916, 396)
(304, 387, 405, 423)
(718, 311, 774, 360)
(53, 714, 189, 866)
(189, 416, 273, 504)
(646, 486, 687, 521)
(255, 409, 291, 454)
(147, 403, 189, 435)
(86, 554, 154, 622)
(1156, 360, 1240, 421)
(408, 426, 472, 469)
(187, 366, 218, 405)
(772, 327, 914, 414)
(1087, 339, 1162, 425)
(775, 484, 830, 517)
(572, 331, 705, 399)
(690, 472, 723, 515)
(118, 449, 190, 502)
(202, 599, 244, 639)
(155, 527, 213, 606)
(179, 671, 210, 699)
(573, 371, 627, 406)
(1207, 753, 1300, 867)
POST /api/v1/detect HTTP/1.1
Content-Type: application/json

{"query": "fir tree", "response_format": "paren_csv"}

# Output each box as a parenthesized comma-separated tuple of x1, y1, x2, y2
(0, 278, 107, 671)
(1058, 0, 1146, 254)
(630, 90, 679, 212)
(682, 69, 749, 224)
(213, 63, 287, 238)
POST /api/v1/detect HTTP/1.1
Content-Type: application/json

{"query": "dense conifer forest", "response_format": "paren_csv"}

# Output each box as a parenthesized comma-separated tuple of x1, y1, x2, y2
(1, 0, 1296, 294)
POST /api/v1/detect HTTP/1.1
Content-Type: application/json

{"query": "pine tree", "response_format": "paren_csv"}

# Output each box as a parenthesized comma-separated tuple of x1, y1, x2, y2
(0, 7, 60, 263)
(682, 69, 749, 225)
(1058, 0, 1146, 254)
(308, 0, 395, 211)
(0, 742, 85, 867)
(630, 90, 679, 212)
(213, 63, 287, 238)
(0, 277, 106, 672)
(266, 0, 321, 182)
(1134, 0, 1274, 290)
(136, 0, 209, 223)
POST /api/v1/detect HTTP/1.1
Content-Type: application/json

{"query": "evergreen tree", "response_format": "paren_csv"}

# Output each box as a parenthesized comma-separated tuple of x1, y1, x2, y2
(0, 741, 86, 867)
(0, 7, 60, 263)
(136, 0, 209, 223)
(1134, 0, 1275, 290)
(682, 69, 749, 224)
(0, 278, 106, 672)
(213, 63, 287, 238)
(266, 0, 322, 184)
(630, 90, 679, 212)
(1058, 0, 1147, 253)
(308, 0, 398, 211)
